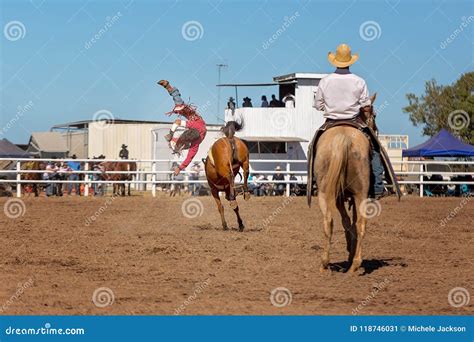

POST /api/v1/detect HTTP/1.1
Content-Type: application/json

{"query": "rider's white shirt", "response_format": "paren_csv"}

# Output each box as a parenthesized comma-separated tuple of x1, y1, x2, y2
(313, 73, 371, 120)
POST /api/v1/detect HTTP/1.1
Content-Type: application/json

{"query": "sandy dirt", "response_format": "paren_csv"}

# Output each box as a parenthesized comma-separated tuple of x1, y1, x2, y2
(0, 194, 472, 315)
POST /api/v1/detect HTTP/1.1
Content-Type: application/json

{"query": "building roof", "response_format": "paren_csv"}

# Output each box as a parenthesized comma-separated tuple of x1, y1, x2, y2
(273, 72, 329, 83)
(240, 136, 308, 142)
(28, 132, 68, 153)
(52, 119, 223, 130)
(0, 138, 32, 157)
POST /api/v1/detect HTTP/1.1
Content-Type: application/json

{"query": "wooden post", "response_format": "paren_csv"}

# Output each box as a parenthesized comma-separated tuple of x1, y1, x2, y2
(419, 163, 424, 198)
(16, 161, 21, 198)
(152, 162, 156, 198)
(84, 162, 89, 197)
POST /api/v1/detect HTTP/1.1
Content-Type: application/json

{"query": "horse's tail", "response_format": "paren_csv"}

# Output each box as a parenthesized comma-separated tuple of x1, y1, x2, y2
(324, 134, 351, 211)
(222, 119, 244, 139)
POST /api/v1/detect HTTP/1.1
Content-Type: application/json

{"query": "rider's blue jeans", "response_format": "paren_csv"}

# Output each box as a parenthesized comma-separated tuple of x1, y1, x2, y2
(372, 150, 384, 195)
(170, 88, 184, 105)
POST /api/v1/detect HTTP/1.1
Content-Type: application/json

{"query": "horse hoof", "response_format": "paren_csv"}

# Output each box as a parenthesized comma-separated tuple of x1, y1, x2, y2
(319, 266, 330, 273)
(229, 200, 238, 209)
(239, 225, 245, 232)
(244, 192, 251, 201)
(223, 226, 229, 231)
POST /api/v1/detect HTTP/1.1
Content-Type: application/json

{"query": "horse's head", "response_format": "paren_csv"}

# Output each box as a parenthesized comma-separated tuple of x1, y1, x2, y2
(359, 93, 378, 133)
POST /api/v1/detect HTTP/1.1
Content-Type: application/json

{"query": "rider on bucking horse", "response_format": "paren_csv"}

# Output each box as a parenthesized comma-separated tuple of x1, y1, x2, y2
(157, 80, 207, 176)
(313, 43, 386, 199)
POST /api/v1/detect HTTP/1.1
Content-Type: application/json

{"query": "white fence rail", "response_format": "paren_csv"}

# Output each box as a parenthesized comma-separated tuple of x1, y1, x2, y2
(0, 158, 473, 198)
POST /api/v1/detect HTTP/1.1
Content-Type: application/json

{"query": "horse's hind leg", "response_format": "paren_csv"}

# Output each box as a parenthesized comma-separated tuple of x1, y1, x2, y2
(349, 194, 367, 273)
(318, 192, 333, 272)
(336, 198, 355, 264)
(233, 203, 245, 232)
(242, 159, 250, 201)
(212, 189, 228, 230)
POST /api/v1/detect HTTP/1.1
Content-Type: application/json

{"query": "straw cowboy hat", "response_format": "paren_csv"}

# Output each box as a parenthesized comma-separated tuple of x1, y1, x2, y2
(328, 43, 359, 68)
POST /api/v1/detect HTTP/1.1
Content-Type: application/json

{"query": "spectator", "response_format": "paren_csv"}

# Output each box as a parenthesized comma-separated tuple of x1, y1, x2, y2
(242, 97, 253, 107)
(170, 162, 183, 196)
(289, 174, 300, 195)
(261, 95, 269, 107)
(67, 155, 81, 196)
(43, 161, 57, 197)
(251, 174, 268, 196)
(269, 94, 282, 107)
(119, 144, 129, 159)
(272, 166, 285, 196)
(92, 160, 103, 196)
(282, 93, 296, 108)
(227, 97, 236, 111)
(189, 161, 202, 196)
(58, 162, 70, 195)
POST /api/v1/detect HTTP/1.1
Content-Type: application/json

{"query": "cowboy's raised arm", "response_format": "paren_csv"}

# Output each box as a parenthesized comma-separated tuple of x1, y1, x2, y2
(313, 84, 325, 111)
(359, 80, 371, 108)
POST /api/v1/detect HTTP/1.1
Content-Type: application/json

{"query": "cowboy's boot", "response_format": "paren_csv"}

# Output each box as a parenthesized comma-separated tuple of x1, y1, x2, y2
(164, 129, 175, 142)
(157, 80, 174, 93)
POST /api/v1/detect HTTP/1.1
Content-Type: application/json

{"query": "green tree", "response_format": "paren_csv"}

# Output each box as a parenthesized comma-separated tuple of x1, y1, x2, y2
(403, 72, 474, 144)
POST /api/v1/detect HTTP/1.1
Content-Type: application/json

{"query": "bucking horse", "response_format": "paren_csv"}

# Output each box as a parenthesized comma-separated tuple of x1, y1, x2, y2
(204, 120, 251, 231)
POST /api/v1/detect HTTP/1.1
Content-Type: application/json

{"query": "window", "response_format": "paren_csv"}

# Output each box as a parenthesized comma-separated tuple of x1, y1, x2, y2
(244, 141, 287, 154)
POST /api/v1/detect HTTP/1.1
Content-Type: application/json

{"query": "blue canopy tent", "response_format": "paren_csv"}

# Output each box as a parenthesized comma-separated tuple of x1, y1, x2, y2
(402, 129, 474, 157)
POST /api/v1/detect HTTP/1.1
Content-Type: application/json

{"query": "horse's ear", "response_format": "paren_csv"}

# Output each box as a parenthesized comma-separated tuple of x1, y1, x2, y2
(370, 93, 377, 105)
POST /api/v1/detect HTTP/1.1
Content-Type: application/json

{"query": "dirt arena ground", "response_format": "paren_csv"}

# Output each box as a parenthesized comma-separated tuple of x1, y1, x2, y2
(0, 194, 472, 315)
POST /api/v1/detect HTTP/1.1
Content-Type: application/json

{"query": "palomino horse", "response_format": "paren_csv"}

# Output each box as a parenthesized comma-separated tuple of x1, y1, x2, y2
(314, 94, 378, 273)
(204, 121, 250, 231)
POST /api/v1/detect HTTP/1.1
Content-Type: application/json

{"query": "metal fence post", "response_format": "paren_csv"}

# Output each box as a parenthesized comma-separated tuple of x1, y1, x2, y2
(152, 162, 156, 197)
(286, 162, 290, 197)
(84, 162, 89, 197)
(419, 163, 424, 198)
(16, 161, 21, 198)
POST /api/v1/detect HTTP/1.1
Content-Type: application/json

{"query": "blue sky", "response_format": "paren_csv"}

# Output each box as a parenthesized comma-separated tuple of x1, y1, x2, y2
(0, 0, 472, 145)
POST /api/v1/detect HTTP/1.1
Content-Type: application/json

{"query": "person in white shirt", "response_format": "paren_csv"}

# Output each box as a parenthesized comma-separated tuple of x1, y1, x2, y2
(282, 93, 295, 108)
(313, 43, 385, 198)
